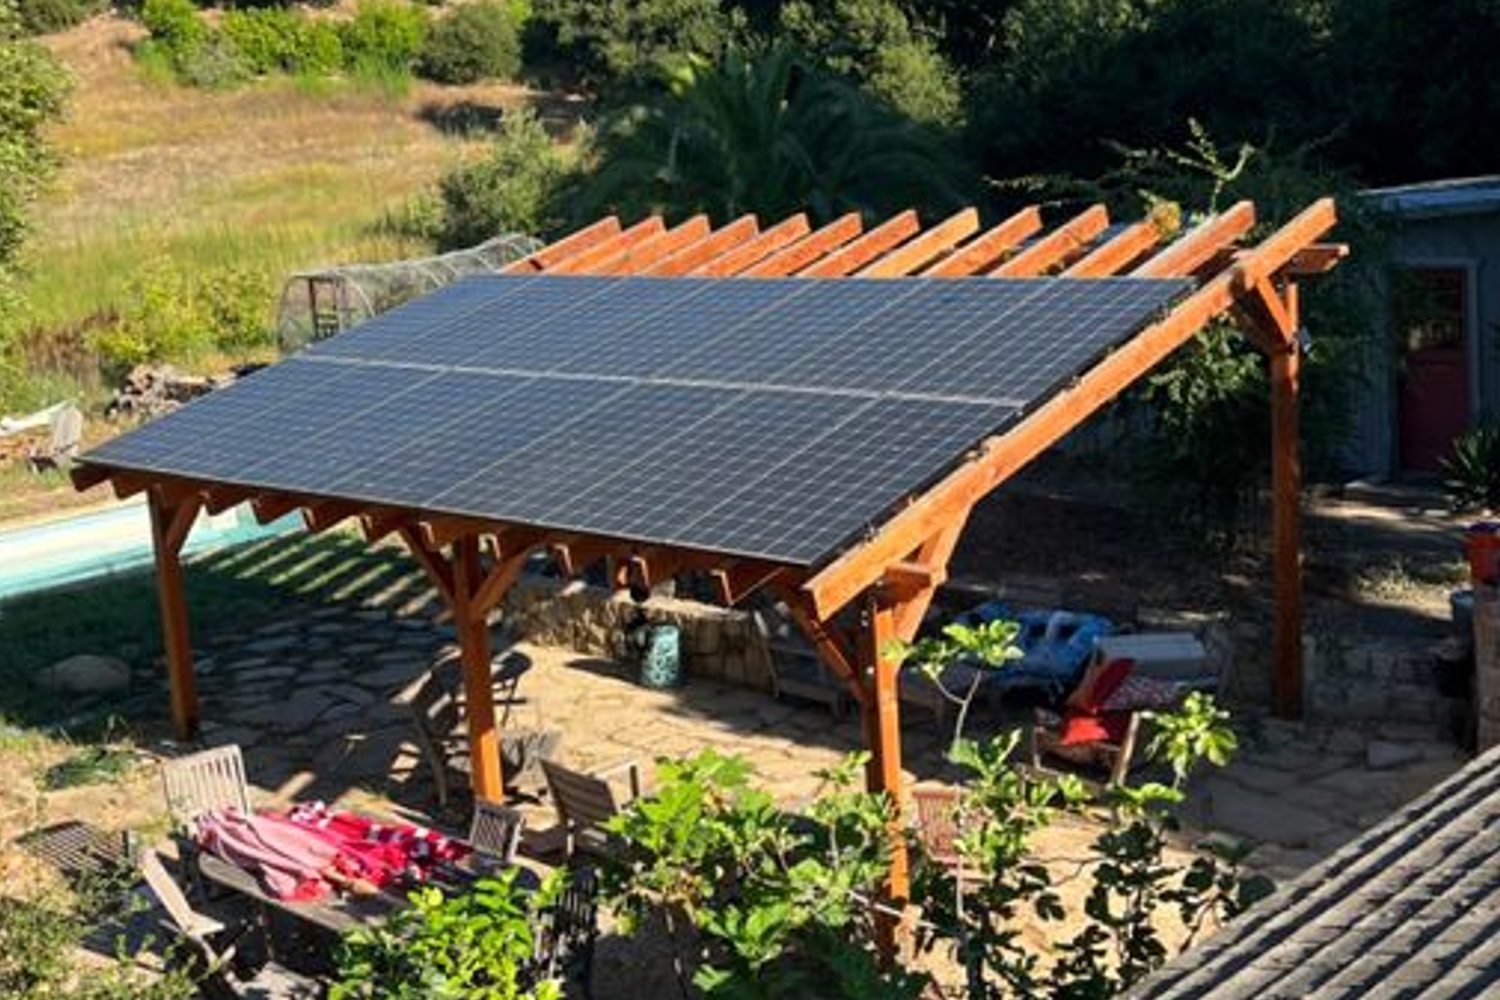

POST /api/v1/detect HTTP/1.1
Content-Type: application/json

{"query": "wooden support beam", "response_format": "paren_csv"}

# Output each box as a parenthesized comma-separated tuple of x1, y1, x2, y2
(709, 561, 786, 606)
(359, 508, 411, 544)
(473, 537, 537, 616)
(861, 595, 909, 959)
(1062, 219, 1167, 278)
(69, 464, 112, 492)
(693, 215, 811, 276)
(990, 204, 1109, 276)
(1269, 288, 1303, 720)
(596, 215, 712, 274)
(893, 518, 968, 640)
(1134, 201, 1256, 278)
(200, 486, 254, 516)
(797, 210, 921, 277)
(803, 199, 1340, 620)
(454, 536, 504, 801)
(148, 489, 202, 741)
(881, 560, 944, 601)
(645, 215, 759, 276)
(740, 213, 864, 277)
(397, 525, 456, 606)
(504, 217, 622, 273)
(111, 473, 152, 501)
(855, 208, 980, 277)
(251, 494, 303, 525)
(420, 515, 502, 550)
(302, 500, 361, 534)
(919, 206, 1044, 277)
(770, 578, 867, 705)
(550, 537, 615, 579)
(547, 217, 667, 275)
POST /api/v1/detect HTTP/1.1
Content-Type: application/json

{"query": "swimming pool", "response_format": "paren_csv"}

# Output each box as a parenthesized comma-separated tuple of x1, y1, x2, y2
(0, 500, 301, 600)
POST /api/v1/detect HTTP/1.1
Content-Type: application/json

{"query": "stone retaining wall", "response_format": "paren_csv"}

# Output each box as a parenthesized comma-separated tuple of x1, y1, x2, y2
(1301, 631, 1459, 733)
(502, 577, 774, 692)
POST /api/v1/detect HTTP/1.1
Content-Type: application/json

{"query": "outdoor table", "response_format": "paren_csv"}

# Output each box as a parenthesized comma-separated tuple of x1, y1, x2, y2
(197, 842, 541, 935)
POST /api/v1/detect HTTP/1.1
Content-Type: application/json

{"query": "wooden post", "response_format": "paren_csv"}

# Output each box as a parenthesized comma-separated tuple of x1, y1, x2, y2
(861, 594, 909, 958)
(148, 489, 202, 741)
(1270, 287, 1303, 718)
(453, 535, 505, 800)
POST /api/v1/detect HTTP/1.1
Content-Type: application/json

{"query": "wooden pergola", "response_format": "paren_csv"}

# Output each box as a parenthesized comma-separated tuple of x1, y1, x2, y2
(73, 197, 1345, 916)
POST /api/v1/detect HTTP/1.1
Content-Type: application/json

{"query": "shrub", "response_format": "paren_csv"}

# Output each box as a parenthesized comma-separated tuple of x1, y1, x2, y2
(435, 108, 567, 247)
(340, 0, 426, 76)
(1443, 425, 1500, 512)
(18, 0, 103, 35)
(138, 0, 202, 51)
(172, 31, 251, 88)
(219, 9, 344, 77)
(419, 0, 522, 84)
(529, 0, 742, 87)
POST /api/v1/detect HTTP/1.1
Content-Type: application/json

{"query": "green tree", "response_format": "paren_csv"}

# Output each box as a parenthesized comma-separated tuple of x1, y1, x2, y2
(575, 46, 975, 226)
(530, 0, 744, 88)
(435, 108, 570, 248)
(0, 0, 70, 399)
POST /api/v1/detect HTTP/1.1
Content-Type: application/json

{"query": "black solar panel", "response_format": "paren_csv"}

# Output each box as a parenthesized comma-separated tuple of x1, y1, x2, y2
(80, 272, 1190, 565)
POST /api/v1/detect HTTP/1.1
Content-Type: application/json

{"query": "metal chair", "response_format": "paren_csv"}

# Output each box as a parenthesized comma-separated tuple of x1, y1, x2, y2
(161, 745, 252, 833)
(539, 758, 642, 862)
(469, 799, 526, 865)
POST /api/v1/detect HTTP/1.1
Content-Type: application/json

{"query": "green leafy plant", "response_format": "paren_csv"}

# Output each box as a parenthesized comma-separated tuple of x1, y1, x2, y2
(220, 8, 344, 77)
(434, 108, 569, 247)
(1442, 425, 1500, 512)
(340, 0, 427, 77)
(42, 743, 140, 790)
(419, 0, 523, 84)
(330, 867, 566, 1000)
(885, 618, 1024, 748)
(17, 0, 103, 35)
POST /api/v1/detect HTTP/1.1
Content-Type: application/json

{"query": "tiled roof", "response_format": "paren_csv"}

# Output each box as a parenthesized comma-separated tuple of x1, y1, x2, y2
(1128, 744, 1500, 999)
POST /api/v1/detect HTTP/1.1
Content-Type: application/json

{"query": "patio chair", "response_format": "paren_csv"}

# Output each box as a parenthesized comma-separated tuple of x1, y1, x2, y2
(140, 848, 319, 1000)
(404, 664, 561, 806)
(26, 403, 82, 472)
(539, 758, 642, 863)
(533, 866, 599, 998)
(161, 745, 252, 834)
(752, 605, 853, 718)
(469, 798, 526, 864)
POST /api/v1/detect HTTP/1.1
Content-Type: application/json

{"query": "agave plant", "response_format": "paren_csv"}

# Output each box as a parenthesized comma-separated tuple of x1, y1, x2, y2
(1442, 425, 1500, 512)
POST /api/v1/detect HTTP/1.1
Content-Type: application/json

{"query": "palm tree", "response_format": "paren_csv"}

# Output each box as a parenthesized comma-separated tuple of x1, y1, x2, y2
(573, 47, 976, 226)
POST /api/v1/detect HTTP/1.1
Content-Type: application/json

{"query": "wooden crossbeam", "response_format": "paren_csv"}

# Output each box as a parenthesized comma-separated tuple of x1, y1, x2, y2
(504, 217, 621, 273)
(596, 215, 711, 274)
(645, 215, 759, 275)
(991, 205, 1109, 276)
(881, 560, 945, 601)
(1062, 219, 1167, 278)
(803, 198, 1339, 619)
(1134, 202, 1256, 278)
(547, 217, 666, 275)
(855, 209, 980, 277)
(709, 561, 786, 606)
(694, 215, 811, 276)
(919, 207, 1044, 277)
(250, 494, 303, 525)
(797, 210, 921, 277)
(397, 525, 456, 606)
(303, 500, 361, 534)
(740, 213, 863, 277)
(893, 518, 967, 640)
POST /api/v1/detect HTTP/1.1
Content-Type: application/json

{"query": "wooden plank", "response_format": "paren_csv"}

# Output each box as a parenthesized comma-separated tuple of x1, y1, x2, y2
(770, 578, 868, 706)
(861, 596, 908, 959)
(546, 217, 667, 275)
(1062, 219, 1166, 278)
(797, 211, 920, 277)
(919, 206, 1044, 277)
(1269, 285, 1303, 719)
(149, 491, 200, 741)
(644, 215, 759, 275)
(1133, 201, 1256, 278)
(802, 199, 1341, 620)
(503, 217, 622, 273)
(855, 208, 980, 277)
(454, 536, 504, 801)
(881, 560, 944, 599)
(739, 213, 863, 277)
(692, 215, 811, 276)
(990, 204, 1109, 276)
(397, 525, 456, 606)
(594, 215, 711, 274)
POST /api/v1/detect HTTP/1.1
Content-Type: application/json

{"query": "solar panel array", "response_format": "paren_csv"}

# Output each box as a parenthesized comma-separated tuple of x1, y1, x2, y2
(83, 273, 1190, 565)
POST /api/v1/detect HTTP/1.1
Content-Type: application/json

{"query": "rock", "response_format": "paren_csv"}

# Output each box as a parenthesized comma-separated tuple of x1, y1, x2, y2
(1201, 775, 1340, 847)
(1366, 739, 1422, 770)
(37, 654, 131, 695)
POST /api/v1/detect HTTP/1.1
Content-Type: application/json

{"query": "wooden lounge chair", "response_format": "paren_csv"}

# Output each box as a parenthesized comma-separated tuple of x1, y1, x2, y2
(161, 745, 252, 833)
(533, 866, 600, 998)
(403, 663, 561, 806)
(539, 758, 642, 862)
(469, 798, 526, 864)
(140, 848, 318, 1000)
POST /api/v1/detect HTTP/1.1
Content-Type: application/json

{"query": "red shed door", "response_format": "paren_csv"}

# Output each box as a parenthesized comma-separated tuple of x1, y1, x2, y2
(1397, 268, 1471, 473)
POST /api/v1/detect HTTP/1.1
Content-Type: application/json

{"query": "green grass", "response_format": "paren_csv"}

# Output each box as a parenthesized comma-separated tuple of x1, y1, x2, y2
(0, 531, 425, 732)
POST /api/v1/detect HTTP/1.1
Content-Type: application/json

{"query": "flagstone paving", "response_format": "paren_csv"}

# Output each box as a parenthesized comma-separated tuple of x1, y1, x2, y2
(159, 601, 1469, 886)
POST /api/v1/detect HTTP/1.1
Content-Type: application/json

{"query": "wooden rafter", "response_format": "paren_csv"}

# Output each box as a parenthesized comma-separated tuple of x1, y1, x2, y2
(645, 215, 759, 275)
(504, 217, 621, 274)
(920, 207, 1044, 277)
(1062, 219, 1167, 278)
(710, 561, 786, 606)
(740, 213, 864, 277)
(991, 204, 1110, 276)
(797, 210, 921, 277)
(855, 209, 980, 277)
(250, 494, 303, 526)
(201, 485, 254, 516)
(596, 215, 712, 274)
(694, 215, 811, 276)
(547, 217, 666, 275)
(1134, 202, 1256, 278)
(303, 500, 360, 534)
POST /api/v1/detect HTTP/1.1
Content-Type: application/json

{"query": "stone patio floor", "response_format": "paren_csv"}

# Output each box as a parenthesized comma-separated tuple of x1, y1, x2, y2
(169, 600, 1467, 887)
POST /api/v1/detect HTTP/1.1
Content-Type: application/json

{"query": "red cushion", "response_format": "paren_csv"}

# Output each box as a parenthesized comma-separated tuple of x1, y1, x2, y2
(1058, 710, 1134, 747)
(1074, 657, 1134, 713)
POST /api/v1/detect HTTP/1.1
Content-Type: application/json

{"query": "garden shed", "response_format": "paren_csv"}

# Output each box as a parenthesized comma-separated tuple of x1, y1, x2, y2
(71, 198, 1345, 915)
